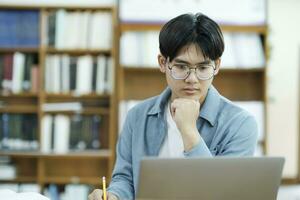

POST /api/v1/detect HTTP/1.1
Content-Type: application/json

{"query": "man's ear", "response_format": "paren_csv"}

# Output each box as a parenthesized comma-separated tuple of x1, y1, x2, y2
(158, 54, 167, 73)
(213, 58, 221, 76)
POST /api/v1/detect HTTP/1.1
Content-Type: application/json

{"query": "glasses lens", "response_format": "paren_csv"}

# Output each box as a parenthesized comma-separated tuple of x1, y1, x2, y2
(196, 65, 214, 80)
(171, 65, 189, 79)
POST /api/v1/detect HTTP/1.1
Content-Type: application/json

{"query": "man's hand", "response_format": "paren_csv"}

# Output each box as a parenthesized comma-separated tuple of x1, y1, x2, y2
(170, 98, 200, 151)
(88, 189, 118, 200)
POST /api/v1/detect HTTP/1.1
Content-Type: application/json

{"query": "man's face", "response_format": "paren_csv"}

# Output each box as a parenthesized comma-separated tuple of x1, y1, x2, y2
(158, 44, 220, 103)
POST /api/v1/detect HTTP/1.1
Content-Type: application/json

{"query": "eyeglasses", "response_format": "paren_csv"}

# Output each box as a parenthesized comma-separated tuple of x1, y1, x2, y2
(166, 57, 216, 80)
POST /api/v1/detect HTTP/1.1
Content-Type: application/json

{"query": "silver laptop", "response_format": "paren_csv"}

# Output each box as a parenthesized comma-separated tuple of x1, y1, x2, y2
(137, 157, 284, 200)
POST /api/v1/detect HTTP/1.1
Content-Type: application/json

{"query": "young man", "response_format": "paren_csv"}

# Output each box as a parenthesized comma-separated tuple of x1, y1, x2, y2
(89, 12, 258, 200)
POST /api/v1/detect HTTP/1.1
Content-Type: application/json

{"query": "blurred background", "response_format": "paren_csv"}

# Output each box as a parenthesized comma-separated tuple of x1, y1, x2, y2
(0, 0, 299, 199)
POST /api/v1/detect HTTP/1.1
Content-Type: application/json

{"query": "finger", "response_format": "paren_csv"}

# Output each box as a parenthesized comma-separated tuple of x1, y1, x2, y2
(108, 192, 118, 200)
(88, 189, 103, 200)
(170, 102, 177, 117)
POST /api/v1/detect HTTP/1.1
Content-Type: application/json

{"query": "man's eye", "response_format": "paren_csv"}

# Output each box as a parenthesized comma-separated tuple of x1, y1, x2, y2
(174, 65, 187, 70)
(197, 65, 209, 70)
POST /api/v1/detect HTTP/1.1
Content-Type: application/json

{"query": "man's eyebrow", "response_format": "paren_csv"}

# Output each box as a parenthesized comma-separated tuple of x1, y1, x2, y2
(173, 58, 211, 65)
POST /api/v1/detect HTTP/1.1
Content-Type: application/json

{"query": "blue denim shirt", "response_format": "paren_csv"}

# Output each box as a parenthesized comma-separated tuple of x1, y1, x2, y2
(108, 86, 258, 199)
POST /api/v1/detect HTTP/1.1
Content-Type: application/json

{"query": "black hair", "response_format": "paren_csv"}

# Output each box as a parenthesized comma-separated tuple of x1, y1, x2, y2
(159, 13, 224, 61)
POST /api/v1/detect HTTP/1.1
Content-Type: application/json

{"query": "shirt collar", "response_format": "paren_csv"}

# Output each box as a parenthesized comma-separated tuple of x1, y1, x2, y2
(199, 85, 221, 126)
(147, 85, 221, 126)
(147, 87, 171, 115)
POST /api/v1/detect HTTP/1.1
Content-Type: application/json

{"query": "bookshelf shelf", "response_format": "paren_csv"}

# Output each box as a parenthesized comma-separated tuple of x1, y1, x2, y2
(43, 177, 101, 185)
(44, 5, 114, 11)
(0, 106, 38, 113)
(122, 66, 265, 73)
(0, 151, 41, 157)
(0, 4, 114, 11)
(43, 108, 110, 115)
(0, 92, 38, 98)
(40, 150, 112, 158)
(0, 150, 111, 158)
(45, 93, 110, 99)
(0, 47, 39, 53)
(0, 176, 37, 183)
(120, 23, 267, 33)
(46, 48, 112, 55)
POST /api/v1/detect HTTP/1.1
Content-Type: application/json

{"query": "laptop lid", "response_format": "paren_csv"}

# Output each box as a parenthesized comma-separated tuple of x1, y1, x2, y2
(137, 157, 284, 200)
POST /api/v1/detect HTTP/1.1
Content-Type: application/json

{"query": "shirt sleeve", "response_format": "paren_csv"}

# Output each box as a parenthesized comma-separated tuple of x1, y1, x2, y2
(107, 110, 135, 199)
(183, 136, 212, 157)
(184, 114, 258, 157)
(219, 115, 258, 156)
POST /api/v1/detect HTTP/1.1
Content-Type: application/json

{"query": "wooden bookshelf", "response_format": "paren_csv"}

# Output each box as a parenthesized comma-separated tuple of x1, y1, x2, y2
(0, 3, 118, 190)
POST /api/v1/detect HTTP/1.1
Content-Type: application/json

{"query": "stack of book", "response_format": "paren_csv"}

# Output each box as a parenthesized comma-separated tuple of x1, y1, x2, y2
(0, 10, 39, 48)
(45, 55, 113, 95)
(0, 114, 38, 150)
(46, 10, 112, 49)
(0, 53, 39, 94)
(41, 114, 102, 153)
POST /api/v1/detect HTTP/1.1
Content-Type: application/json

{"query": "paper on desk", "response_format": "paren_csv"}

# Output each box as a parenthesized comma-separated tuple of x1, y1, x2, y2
(0, 189, 50, 200)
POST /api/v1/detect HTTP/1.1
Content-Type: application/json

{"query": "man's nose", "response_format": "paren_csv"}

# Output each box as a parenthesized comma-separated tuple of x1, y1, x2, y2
(185, 69, 198, 83)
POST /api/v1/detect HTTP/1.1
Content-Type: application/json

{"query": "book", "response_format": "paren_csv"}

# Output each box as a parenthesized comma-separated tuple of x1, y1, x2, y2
(54, 9, 67, 49)
(42, 102, 82, 112)
(47, 11, 56, 47)
(61, 55, 70, 93)
(0, 55, 3, 91)
(41, 115, 53, 153)
(23, 54, 34, 91)
(75, 55, 93, 95)
(30, 65, 39, 93)
(0, 10, 39, 48)
(96, 55, 106, 94)
(2, 54, 13, 93)
(53, 115, 70, 153)
(12, 52, 25, 94)
(105, 57, 114, 93)
(89, 12, 113, 49)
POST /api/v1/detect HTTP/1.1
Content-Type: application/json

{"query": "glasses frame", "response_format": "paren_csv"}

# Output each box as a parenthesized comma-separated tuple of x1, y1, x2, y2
(166, 57, 217, 81)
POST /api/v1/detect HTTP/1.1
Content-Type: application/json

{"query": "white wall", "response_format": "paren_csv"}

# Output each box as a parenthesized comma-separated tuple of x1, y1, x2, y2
(267, 0, 300, 178)
(0, 0, 115, 6)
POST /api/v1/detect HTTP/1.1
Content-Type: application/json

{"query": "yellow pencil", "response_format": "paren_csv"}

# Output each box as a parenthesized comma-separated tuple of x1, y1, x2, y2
(102, 176, 107, 200)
